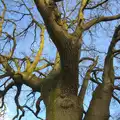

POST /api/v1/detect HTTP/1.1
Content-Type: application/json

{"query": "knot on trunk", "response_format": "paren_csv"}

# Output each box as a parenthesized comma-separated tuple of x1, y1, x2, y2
(55, 95, 75, 109)
(60, 97, 74, 109)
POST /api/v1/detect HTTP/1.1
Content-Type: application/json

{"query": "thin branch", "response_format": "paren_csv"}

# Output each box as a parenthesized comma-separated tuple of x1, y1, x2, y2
(0, 0, 6, 36)
(86, 0, 108, 10)
(79, 57, 95, 63)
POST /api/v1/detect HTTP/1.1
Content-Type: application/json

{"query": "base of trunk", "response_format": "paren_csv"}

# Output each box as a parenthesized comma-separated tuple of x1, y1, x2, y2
(46, 94, 81, 120)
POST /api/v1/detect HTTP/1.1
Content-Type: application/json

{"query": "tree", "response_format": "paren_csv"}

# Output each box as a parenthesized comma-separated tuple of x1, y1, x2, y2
(0, 0, 120, 120)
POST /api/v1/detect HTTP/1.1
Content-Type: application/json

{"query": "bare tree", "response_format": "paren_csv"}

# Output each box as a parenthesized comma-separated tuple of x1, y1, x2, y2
(0, 0, 120, 120)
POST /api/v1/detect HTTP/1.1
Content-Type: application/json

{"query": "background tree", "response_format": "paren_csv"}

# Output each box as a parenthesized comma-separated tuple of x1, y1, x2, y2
(0, 0, 120, 120)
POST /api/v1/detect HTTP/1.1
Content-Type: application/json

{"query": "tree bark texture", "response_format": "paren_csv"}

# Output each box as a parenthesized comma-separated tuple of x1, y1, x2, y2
(32, 0, 115, 120)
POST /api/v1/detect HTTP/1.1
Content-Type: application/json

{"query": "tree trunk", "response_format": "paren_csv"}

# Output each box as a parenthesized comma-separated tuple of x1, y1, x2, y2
(45, 82, 81, 120)
(41, 43, 81, 120)
(41, 68, 81, 120)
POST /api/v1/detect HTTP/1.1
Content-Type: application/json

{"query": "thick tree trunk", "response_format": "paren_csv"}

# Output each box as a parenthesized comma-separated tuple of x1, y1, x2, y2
(45, 83, 81, 120)
(41, 44, 81, 120)
(41, 67, 81, 120)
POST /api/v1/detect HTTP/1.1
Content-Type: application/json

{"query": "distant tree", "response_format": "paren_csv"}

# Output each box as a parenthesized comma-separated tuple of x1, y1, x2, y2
(0, 0, 120, 120)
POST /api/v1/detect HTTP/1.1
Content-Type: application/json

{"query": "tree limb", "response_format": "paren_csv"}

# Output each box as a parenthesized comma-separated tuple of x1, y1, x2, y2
(84, 14, 120, 30)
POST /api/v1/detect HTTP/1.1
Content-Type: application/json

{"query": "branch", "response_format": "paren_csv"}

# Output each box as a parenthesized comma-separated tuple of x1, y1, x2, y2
(78, 56, 98, 100)
(35, 96, 43, 116)
(113, 86, 120, 91)
(13, 72, 42, 92)
(12, 84, 25, 120)
(0, 73, 9, 79)
(86, 0, 108, 10)
(0, 0, 6, 36)
(112, 93, 120, 104)
(78, 0, 89, 22)
(35, 63, 53, 71)
(78, 56, 98, 119)
(74, 0, 89, 37)
(115, 76, 120, 80)
(12, 54, 61, 92)
(23, 105, 43, 120)
(27, 26, 45, 74)
(103, 25, 120, 84)
(113, 49, 120, 57)
(34, 0, 73, 53)
(0, 82, 15, 108)
(2, 23, 17, 58)
(0, 55, 15, 75)
(21, 0, 43, 28)
(79, 57, 95, 63)
(84, 14, 120, 30)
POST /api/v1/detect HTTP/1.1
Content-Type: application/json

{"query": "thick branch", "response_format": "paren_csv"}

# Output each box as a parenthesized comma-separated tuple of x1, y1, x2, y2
(84, 25, 120, 120)
(103, 25, 120, 84)
(84, 14, 120, 30)
(34, 0, 74, 53)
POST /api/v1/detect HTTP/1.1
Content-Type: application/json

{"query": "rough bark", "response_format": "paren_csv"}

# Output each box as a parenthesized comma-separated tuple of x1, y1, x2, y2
(84, 84, 113, 120)
(33, 1, 81, 119)
(33, 1, 118, 120)
(1, 0, 120, 120)
(41, 46, 81, 120)
(84, 25, 120, 120)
